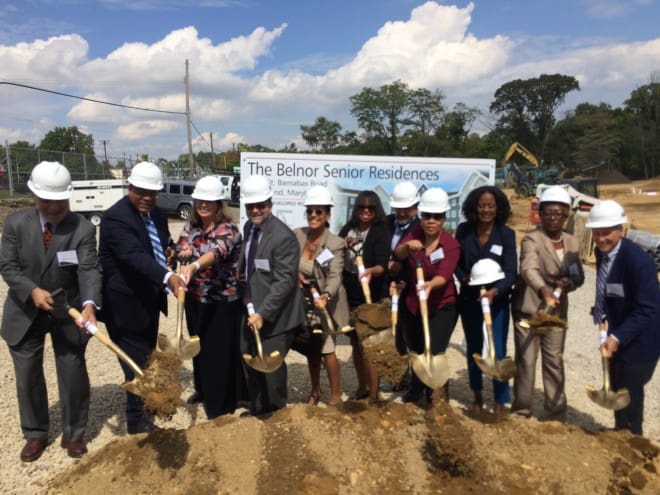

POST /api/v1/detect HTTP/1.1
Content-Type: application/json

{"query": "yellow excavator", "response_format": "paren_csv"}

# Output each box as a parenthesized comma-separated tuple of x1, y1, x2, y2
(501, 142, 542, 196)
(503, 142, 540, 168)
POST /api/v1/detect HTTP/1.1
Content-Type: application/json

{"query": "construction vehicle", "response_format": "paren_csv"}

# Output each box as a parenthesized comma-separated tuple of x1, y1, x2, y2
(503, 142, 540, 168)
(501, 142, 549, 197)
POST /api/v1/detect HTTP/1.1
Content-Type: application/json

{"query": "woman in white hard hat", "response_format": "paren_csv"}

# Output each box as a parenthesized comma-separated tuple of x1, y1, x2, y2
(455, 185, 517, 419)
(294, 186, 349, 406)
(338, 190, 389, 400)
(510, 185, 584, 422)
(176, 176, 243, 419)
(394, 187, 460, 404)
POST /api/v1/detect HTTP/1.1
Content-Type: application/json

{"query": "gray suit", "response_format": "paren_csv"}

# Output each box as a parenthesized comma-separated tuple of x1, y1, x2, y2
(511, 228, 584, 420)
(0, 208, 102, 441)
(239, 214, 305, 413)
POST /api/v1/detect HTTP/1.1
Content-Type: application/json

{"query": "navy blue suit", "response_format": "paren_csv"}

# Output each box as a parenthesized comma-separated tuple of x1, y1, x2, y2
(455, 222, 517, 404)
(598, 237, 659, 435)
(99, 196, 173, 426)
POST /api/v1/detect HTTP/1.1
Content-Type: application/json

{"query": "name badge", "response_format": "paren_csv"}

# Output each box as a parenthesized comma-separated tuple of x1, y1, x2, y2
(57, 250, 79, 266)
(568, 263, 579, 276)
(255, 259, 270, 272)
(429, 247, 445, 264)
(316, 248, 334, 266)
(606, 283, 624, 297)
(490, 244, 503, 256)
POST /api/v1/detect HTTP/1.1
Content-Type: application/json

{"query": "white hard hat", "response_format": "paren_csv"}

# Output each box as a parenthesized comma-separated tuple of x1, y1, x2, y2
(27, 161, 73, 200)
(303, 185, 334, 206)
(192, 176, 225, 201)
(539, 185, 571, 206)
(390, 181, 419, 208)
(419, 188, 450, 214)
(240, 175, 272, 203)
(127, 161, 163, 191)
(585, 200, 628, 228)
(468, 258, 505, 286)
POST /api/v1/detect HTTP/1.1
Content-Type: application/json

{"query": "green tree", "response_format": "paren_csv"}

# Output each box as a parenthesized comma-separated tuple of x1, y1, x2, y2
(625, 80, 660, 178)
(300, 117, 342, 152)
(404, 88, 445, 156)
(39, 126, 101, 179)
(436, 102, 481, 155)
(349, 80, 410, 155)
(490, 74, 580, 160)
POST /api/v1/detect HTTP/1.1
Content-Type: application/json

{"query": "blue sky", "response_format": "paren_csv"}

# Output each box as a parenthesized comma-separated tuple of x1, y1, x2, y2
(1, 0, 659, 163)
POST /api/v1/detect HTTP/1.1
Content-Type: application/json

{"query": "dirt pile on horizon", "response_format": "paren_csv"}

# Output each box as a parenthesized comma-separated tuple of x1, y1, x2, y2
(45, 401, 658, 495)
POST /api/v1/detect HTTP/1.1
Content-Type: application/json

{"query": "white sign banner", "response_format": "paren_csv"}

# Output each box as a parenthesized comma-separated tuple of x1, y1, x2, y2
(240, 152, 495, 233)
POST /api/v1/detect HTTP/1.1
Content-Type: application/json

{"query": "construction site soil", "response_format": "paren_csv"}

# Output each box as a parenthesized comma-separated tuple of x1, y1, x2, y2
(0, 177, 658, 495)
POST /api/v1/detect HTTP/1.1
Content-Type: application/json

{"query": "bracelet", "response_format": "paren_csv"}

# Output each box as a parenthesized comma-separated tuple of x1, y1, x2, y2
(193, 261, 201, 271)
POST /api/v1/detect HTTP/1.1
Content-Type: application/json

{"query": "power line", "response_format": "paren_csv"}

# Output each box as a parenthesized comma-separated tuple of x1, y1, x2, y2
(0, 81, 186, 115)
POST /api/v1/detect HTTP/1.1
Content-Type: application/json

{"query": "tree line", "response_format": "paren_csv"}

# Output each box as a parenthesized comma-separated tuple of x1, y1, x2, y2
(3, 73, 659, 180)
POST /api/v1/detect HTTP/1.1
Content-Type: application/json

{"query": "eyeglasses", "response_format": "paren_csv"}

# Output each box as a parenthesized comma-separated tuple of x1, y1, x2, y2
(305, 208, 327, 216)
(540, 211, 567, 219)
(356, 204, 375, 212)
(130, 186, 158, 197)
(246, 201, 269, 211)
(421, 212, 445, 221)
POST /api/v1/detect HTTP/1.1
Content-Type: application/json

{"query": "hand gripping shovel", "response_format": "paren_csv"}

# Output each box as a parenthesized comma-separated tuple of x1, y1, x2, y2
(157, 286, 200, 360)
(309, 287, 353, 336)
(409, 263, 449, 389)
(356, 255, 372, 304)
(472, 288, 516, 381)
(528, 287, 568, 331)
(390, 281, 400, 339)
(585, 319, 630, 410)
(242, 302, 283, 373)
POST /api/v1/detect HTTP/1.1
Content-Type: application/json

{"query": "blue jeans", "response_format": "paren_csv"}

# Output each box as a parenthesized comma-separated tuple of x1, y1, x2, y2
(460, 296, 511, 404)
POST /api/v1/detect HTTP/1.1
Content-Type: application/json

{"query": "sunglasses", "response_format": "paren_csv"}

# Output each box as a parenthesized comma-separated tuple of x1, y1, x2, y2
(246, 201, 269, 211)
(305, 208, 327, 216)
(421, 212, 445, 221)
(356, 204, 375, 212)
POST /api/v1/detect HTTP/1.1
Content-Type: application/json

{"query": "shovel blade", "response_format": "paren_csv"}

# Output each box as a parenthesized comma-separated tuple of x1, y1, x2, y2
(473, 354, 517, 381)
(157, 333, 176, 354)
(585, 385, 631, 411)
(121, 378, 145, 399)
(242, 351, 283, 374)
(178, 336, 201, 360)
(410, 352, 449, 390)
(364, 330, 394, 346)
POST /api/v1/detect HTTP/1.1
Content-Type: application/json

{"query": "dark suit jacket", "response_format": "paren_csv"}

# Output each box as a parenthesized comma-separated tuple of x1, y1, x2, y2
(454, 221, 518, 302)
(598, 238, 660, 365)
(0, 208, 102, 346)
(239, 215, 305, 336)
(99, 196, 171, 332)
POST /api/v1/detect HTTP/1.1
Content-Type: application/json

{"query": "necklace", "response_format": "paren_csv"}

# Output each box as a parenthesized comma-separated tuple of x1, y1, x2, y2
(548, 233, 564, 243)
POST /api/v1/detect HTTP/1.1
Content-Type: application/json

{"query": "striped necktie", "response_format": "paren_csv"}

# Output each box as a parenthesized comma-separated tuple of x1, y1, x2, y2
(143, 214, 168, 268)
(592, 254, 609, 324)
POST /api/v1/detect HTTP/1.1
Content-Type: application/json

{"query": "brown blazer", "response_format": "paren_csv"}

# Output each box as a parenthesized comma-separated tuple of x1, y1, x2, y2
(511, 228, 584, 319)
(294, 227, 350, 327)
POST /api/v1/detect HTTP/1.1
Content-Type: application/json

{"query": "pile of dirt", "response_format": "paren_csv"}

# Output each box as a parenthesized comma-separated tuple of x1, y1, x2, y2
(45, 401, 659, 495)
(599, 169, 632, 185)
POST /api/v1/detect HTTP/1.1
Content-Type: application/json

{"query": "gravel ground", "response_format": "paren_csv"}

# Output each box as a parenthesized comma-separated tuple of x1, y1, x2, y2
(0, 219, 657, 494)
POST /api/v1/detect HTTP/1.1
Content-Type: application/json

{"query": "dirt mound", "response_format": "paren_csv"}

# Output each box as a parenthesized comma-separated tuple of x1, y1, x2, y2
(599, 169, 632, 185)
(45, 401, 659, 494)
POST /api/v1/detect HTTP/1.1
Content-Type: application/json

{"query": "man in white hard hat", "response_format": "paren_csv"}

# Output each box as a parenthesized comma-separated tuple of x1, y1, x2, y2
(238, 174, 305, 416)
(0, 161, 102, 461)
(99, 161, 187, 434)
(586, 200, 659, 435)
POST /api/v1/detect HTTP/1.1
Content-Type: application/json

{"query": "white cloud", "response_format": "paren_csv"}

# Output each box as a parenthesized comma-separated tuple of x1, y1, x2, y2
(582, 0, 653, 19)
(115, 120, 181, 141)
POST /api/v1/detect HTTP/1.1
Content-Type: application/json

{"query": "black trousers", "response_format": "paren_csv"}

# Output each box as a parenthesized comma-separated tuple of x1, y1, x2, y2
(611, 358, 657, 436)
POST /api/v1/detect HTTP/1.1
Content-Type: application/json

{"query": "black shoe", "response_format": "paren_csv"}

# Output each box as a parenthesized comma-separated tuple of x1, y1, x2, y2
(127, 418, 160, 435)
(186, 391, 204, 404)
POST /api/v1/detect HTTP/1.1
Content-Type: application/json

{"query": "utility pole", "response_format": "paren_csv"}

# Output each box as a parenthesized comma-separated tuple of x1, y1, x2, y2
(100, 139, 110, 163)
(185, 59, 194, 177)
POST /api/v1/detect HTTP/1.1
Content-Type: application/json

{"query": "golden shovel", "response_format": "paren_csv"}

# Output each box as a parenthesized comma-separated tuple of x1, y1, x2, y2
(68, 307, 148, 398)
(585, 320, 630, 410)
(409, 264, 449, 389)
(472, 288, 516, 381)
(157, 286, 200, 360)
(309, 287, 353, 336)
(242, 303, 283, 373)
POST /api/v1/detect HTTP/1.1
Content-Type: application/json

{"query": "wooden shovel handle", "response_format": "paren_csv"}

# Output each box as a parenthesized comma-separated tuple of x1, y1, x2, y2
(479, 288, 493, 326)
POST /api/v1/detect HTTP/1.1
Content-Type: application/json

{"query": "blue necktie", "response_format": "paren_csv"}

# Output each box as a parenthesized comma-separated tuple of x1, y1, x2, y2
(593, 254, 609, 324)
(143, 214, 167, 268)
(243, 227, 261, 304)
